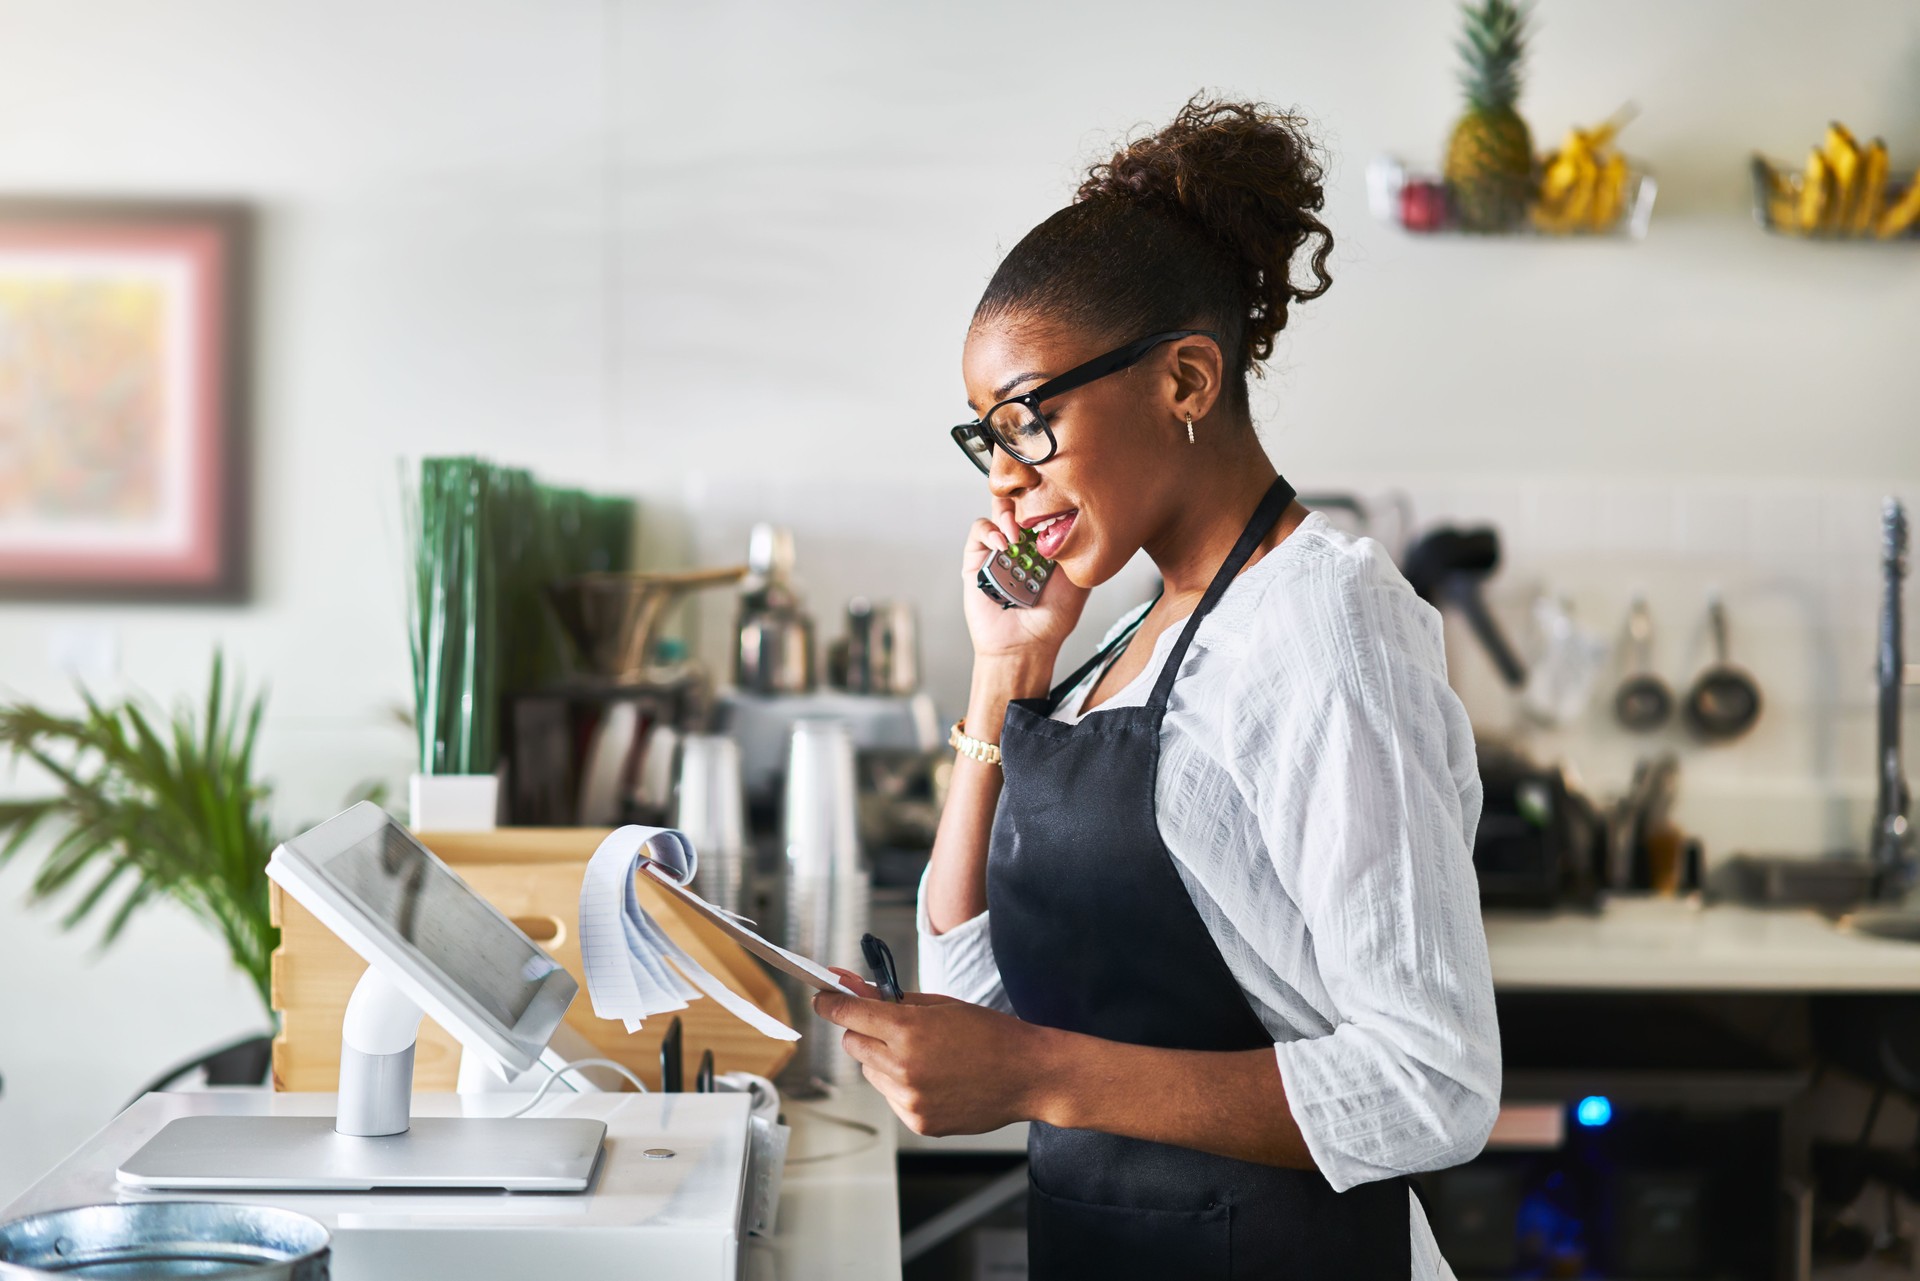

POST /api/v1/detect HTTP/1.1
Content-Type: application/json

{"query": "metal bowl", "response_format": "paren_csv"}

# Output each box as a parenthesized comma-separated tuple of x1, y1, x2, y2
(0, 1202, 329, 1279)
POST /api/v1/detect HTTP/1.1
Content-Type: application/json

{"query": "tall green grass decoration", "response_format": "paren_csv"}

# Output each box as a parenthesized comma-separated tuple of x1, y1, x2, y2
(407, 458, 635, 775)
(0, 654, 278, 1012)
(408, 457, 498, 775)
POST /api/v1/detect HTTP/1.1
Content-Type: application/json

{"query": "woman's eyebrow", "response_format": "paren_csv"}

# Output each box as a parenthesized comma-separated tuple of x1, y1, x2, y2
(966, 370, 1053, 415)
(991, 371, 1052, 402)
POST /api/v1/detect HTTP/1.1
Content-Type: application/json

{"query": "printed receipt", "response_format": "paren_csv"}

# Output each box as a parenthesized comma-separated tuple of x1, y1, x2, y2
(578, 825, 846, 1041)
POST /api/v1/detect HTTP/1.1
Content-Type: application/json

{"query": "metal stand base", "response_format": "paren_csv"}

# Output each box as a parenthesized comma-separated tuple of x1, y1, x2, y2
(117, 1116, 607, 1192)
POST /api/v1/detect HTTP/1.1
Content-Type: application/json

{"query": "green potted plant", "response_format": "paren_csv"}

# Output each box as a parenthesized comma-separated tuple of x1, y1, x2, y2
(0, 654, 277, 1014)
(407, 456, 506, 830)
(405, 457, 636, 829)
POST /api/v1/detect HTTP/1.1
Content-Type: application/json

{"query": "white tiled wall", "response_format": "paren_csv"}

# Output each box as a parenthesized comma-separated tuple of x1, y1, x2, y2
(673, 469, 1919, 864)
(1316, 473, 1920, 858)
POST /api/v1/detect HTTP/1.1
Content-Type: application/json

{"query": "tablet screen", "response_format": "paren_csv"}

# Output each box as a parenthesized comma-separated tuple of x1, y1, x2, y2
(317, 823, 561, 1029)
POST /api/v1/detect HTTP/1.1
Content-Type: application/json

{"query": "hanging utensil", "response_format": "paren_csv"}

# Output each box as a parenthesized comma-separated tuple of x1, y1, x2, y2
(1683, 594, 1762, 742)
(1521, 594, 1606, 727)
(1613, 597, 1674, 732)
(1404, 527, 1528, 688)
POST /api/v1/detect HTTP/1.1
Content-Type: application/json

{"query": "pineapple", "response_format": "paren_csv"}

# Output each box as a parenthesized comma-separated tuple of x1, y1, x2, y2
(1444, 0, 1535, 232)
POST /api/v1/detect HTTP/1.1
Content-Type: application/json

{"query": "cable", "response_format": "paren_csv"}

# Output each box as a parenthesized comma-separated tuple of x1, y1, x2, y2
(783, 1101, 881, 1164)
(506, 1057, 650, 1119)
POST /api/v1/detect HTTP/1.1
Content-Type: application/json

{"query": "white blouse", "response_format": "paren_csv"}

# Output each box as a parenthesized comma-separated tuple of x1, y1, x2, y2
(918, 512, 1500, 1281)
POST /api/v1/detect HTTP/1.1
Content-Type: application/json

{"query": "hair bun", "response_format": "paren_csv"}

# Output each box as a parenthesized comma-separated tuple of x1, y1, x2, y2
(1077, 96, 1333, 364)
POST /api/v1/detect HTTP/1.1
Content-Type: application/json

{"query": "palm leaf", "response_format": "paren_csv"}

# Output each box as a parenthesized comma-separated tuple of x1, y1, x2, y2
(0, 652, 279, 1012)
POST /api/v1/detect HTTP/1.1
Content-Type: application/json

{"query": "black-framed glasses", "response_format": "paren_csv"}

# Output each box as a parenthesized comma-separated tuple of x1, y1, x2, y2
(950, 329, 1219, 475)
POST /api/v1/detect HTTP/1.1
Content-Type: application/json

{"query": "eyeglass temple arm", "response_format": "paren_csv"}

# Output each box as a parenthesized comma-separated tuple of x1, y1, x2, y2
(1018, 329, 1219, 407)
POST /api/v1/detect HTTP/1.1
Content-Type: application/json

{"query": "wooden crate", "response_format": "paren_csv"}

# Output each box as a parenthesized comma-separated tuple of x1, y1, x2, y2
(269, 827, 795, 1092)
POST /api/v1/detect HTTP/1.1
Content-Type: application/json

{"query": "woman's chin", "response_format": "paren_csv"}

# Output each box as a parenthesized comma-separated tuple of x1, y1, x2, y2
(1053, 550, 1111, 591)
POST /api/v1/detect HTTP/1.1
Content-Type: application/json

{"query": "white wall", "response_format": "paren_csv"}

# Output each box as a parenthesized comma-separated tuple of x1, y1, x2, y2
(1, 0, 1917, 1203)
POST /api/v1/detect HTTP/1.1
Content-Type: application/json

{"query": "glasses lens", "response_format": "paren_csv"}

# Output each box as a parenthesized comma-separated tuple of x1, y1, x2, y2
(986, 400, 1050, 463)
(955, 426, 994, 473)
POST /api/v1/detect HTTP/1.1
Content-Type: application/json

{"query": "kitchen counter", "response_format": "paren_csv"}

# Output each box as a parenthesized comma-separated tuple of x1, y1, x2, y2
(886, 888, 1920, 1000)
(893, 898, 1920, 1162)
(1486, 896, 1920, 992)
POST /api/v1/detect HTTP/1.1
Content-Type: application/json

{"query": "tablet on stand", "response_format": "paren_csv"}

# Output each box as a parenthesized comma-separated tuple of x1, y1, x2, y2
(117, 802, 607, 1192)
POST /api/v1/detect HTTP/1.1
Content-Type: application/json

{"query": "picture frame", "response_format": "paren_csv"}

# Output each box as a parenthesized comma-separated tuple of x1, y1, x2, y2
(0, 198, 251, 602)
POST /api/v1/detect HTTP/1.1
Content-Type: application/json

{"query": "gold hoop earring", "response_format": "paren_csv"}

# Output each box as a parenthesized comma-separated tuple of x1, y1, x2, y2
(1186, 413, 1195, 445)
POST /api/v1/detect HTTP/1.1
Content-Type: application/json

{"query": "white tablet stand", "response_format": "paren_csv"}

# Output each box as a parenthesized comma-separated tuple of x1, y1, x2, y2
(337, 965, 438, 1137)
(116, 803, 608, 1193)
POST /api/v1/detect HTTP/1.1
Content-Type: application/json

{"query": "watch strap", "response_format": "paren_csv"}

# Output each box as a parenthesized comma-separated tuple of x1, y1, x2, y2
(948, 719, 1003, 767)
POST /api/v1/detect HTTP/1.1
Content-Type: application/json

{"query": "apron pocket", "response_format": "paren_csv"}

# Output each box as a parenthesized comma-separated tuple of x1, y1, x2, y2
(1029, 1179, 1232, 1280)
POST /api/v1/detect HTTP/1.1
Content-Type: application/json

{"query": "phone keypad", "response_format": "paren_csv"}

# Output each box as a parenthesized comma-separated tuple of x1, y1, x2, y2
(977, 530, 1055, 609)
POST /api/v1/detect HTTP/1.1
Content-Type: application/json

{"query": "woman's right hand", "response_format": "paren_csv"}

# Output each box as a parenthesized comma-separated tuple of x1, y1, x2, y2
(960, 503, 1088, 665)
(930, 504, 1085, 933)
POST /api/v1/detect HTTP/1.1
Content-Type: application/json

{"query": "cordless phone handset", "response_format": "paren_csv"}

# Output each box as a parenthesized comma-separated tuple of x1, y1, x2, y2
(976, 527, 1055, 609)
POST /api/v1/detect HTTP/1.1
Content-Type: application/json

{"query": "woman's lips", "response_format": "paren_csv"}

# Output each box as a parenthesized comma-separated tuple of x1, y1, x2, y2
(1032, 510, 1076, 559)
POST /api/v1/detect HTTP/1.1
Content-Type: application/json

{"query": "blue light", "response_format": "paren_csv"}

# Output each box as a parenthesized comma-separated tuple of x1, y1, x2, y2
(1575, 1095, 1613, 1127)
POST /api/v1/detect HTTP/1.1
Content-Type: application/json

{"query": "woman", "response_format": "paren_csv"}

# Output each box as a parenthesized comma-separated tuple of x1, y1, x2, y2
(815, 97, 1500, 1280)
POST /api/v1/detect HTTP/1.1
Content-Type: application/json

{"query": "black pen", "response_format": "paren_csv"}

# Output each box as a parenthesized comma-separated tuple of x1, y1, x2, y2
(860, 932, 903, 1002)
(660, 1015, 684, 1093)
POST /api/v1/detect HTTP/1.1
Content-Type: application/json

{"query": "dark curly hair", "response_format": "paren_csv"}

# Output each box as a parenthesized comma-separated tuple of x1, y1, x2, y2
(974, 95, 1334, 412)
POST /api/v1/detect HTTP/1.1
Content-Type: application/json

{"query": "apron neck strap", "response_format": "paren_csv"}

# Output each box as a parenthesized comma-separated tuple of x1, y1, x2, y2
(1043, 591, 1161, 708)
(1145, 475, 1295, 711)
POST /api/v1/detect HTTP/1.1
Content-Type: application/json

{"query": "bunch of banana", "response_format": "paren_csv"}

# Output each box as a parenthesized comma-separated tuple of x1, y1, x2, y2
(1753, 123, 1920, 238)
(1532, 107, 1636, 234)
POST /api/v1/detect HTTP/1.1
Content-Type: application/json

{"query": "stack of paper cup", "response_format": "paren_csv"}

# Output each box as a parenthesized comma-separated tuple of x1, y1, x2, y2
(674, 733, 752, 919)
(782, 717, 868, 1084)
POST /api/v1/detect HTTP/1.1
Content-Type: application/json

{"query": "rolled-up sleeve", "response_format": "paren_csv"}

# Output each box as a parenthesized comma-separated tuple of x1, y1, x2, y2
(1247, 577, 1501, 1192)
(915, 865, 1014, 1012)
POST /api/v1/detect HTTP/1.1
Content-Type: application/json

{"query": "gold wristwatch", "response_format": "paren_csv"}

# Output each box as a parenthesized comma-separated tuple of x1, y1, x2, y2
(948, 720, 1002, 767)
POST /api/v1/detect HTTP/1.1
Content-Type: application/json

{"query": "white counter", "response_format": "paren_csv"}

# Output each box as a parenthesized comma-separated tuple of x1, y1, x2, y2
(1485, 896, 1920, 992)
(1, 1088, 902, 1281)
(18, 900, 1909, 1279)
(753, 1084, 902, 1280)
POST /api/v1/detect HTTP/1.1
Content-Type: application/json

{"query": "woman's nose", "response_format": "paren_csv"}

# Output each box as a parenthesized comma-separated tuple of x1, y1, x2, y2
(988, 446, 1037, 500)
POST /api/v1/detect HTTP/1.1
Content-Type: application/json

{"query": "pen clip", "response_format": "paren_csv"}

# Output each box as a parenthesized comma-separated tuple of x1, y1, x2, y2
(860, 932, 903, 1002)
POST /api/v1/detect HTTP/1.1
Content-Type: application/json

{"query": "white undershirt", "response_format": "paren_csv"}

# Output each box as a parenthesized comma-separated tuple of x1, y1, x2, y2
(919, 513, 1499, 1281)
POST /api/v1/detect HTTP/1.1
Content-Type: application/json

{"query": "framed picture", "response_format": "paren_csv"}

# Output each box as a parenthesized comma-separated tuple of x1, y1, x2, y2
(0, 199, 251, 601)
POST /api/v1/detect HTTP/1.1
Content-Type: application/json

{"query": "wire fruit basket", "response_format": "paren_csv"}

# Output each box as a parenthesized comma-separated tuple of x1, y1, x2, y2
(1368, 156, 1657, 240)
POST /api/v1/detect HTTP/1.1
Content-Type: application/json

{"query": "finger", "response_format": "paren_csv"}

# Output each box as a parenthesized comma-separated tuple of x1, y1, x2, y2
(991, 509, 1021, 549)
(839, 1028, 902, 1076)
(990, 491, 1021, 547)
(898, 990, 958, 1007)
(813, 990, 904, 1036)
(963, 520, 1010, 582)
(861, 1061, 915, 1115)
(970, 517, 1009, 555)
(861, 1058, 921, 1115)
(827, 967, 881, 1000)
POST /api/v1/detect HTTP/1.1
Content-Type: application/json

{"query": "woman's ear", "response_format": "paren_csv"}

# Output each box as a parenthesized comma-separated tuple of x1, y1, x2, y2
(1165, 334, 1225, 428)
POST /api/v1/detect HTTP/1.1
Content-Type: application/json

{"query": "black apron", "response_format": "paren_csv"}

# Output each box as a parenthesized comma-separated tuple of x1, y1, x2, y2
(987, 476, 1412, 1280)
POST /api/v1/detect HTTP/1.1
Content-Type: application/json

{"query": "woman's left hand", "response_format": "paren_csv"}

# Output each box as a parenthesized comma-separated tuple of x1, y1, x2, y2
(813, 969, 1055, 1137)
